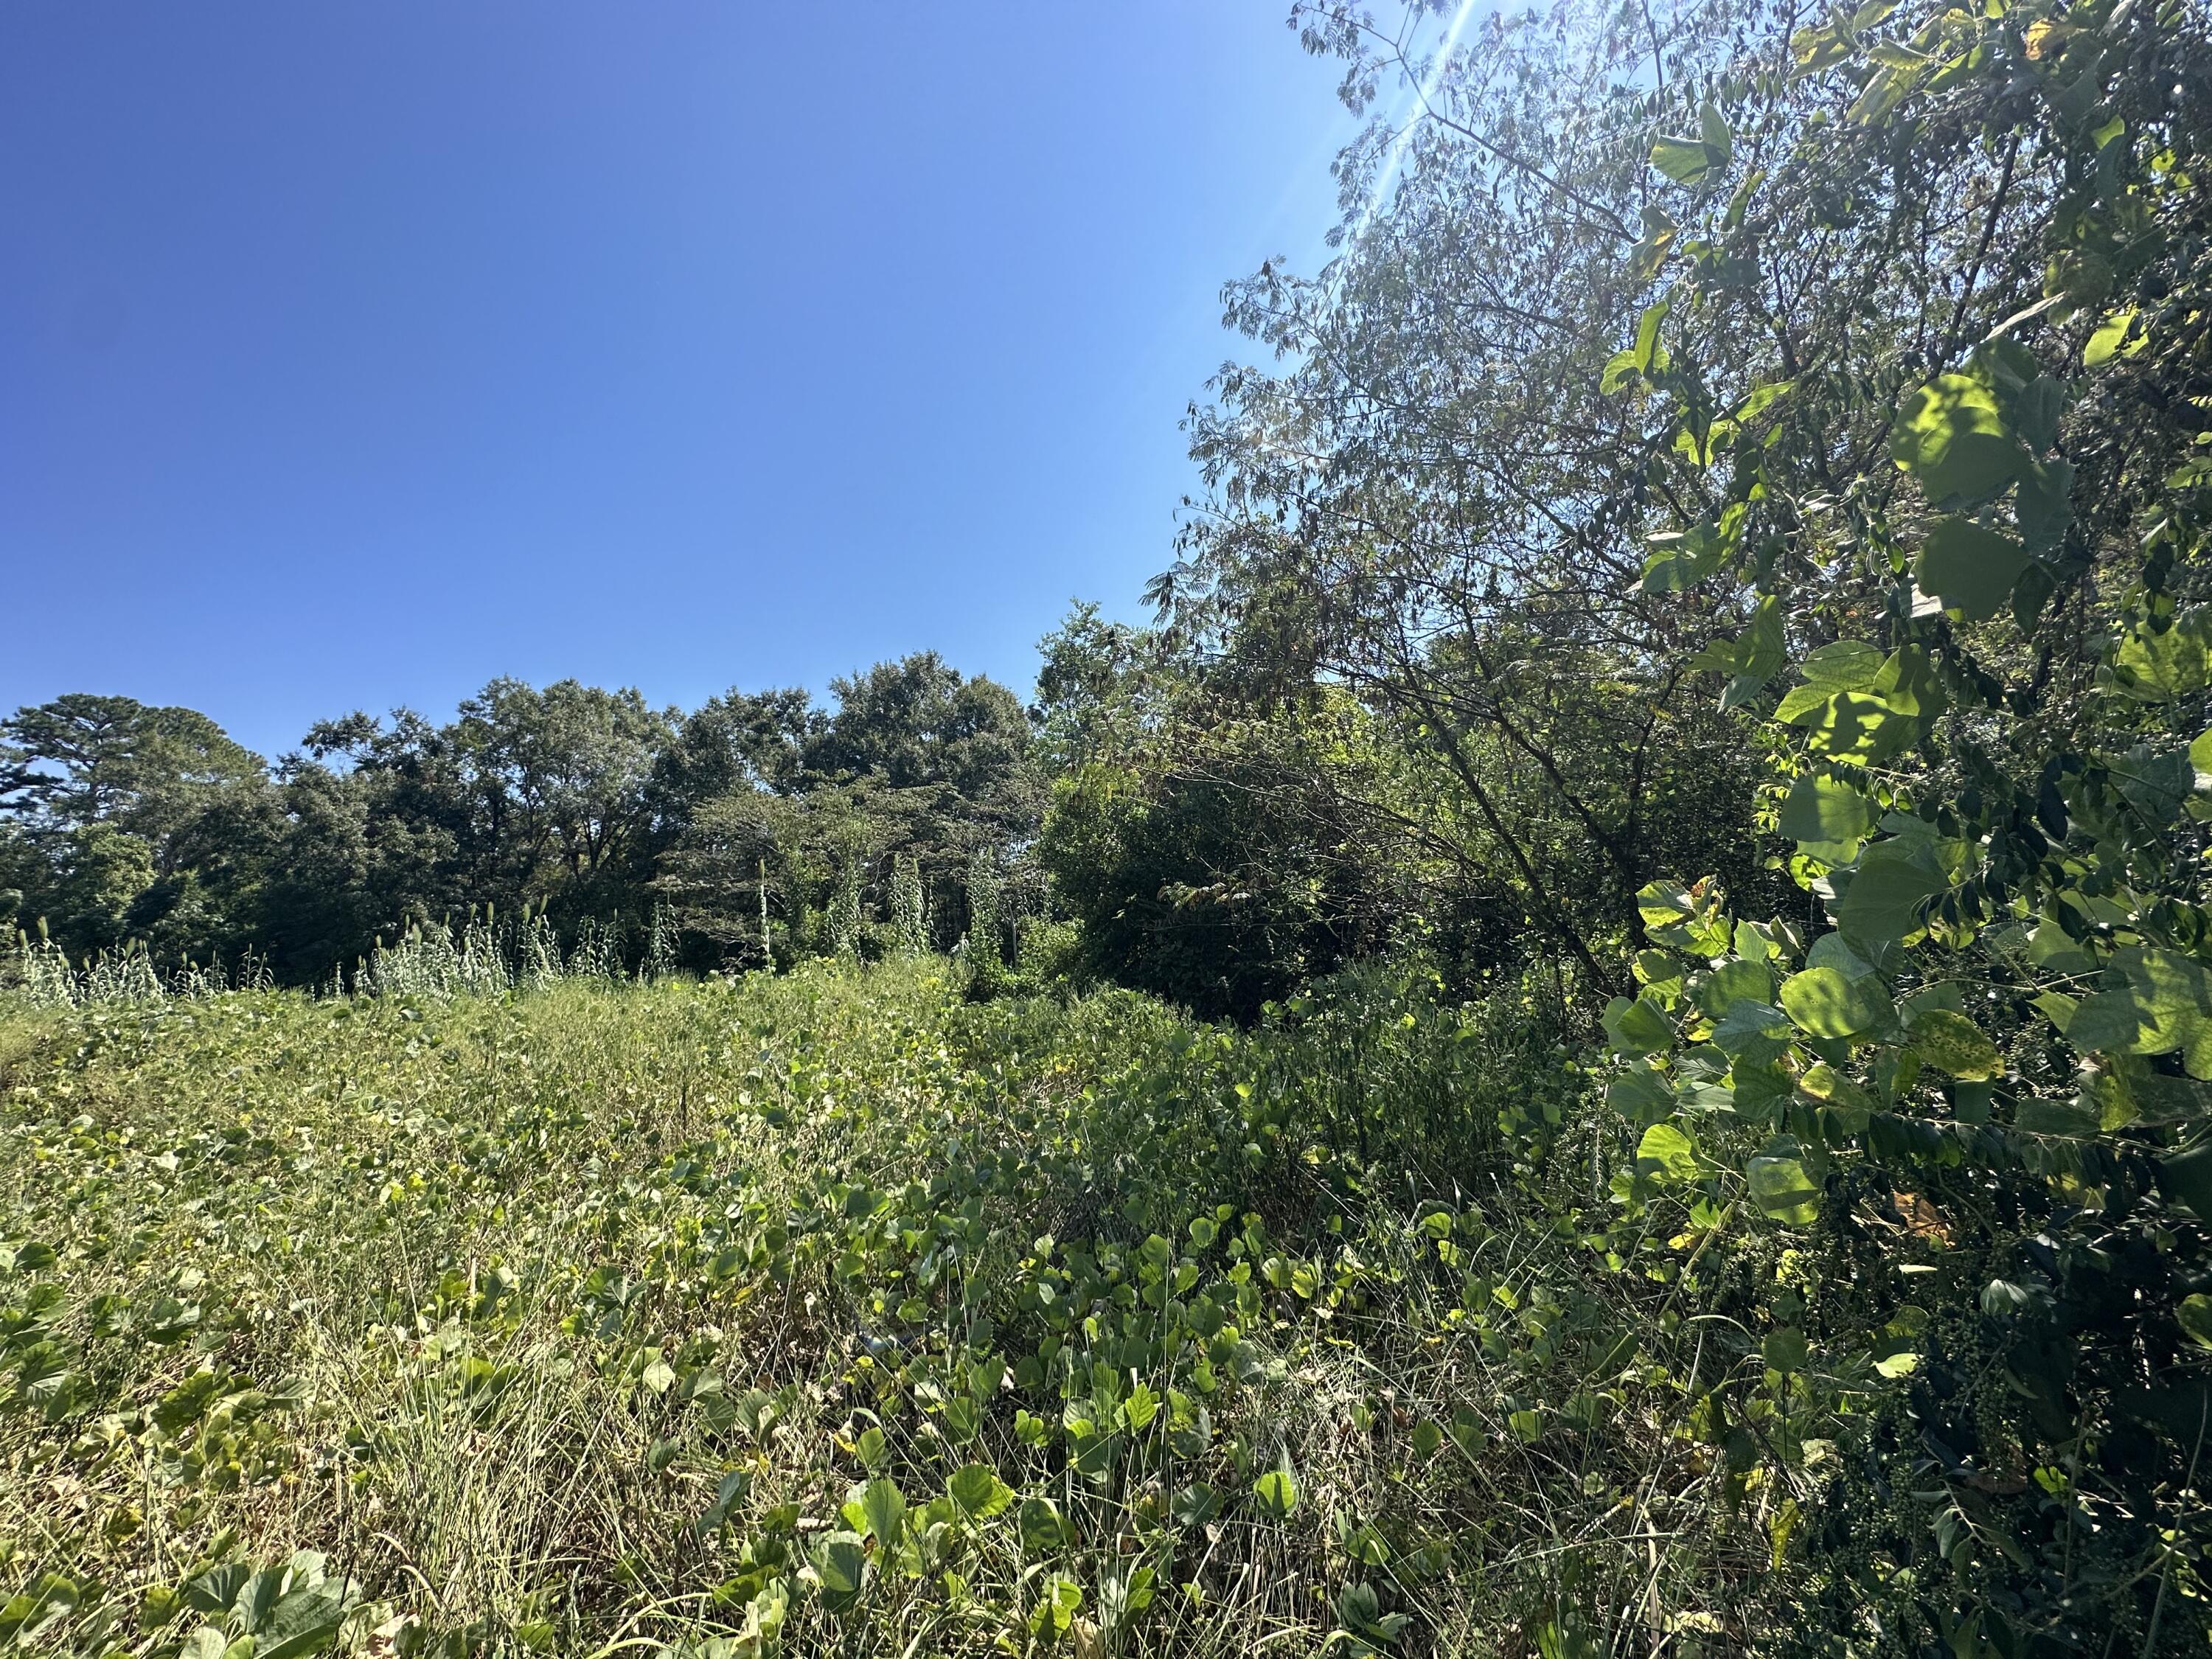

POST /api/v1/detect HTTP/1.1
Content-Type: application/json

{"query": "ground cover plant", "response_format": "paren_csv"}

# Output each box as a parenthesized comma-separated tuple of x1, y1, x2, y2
(11, 0, 2212, 1650)
(0, 959, 1753, 1658)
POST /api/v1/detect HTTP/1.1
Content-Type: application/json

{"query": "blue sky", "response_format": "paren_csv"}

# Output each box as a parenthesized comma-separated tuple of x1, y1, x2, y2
(0, 4, 1362, 760)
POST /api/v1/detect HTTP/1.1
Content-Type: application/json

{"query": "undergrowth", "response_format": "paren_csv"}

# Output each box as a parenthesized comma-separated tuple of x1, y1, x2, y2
(0, 961, 2018, 1655)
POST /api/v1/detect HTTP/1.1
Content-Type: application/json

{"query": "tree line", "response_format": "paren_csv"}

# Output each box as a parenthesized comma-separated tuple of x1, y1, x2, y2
(0, 655, 1043, 986)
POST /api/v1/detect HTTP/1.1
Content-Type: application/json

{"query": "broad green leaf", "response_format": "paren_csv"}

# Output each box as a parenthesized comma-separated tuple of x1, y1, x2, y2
(254, 1577, 355, 1659)
(945, 1462, 1012, 1520)
(1788, 692, 1913, 765)
(2084, 309, 2136, 366)
(1633, 300, 1669, 373)
(1641, 519, 1728, 594)
(1635, 1122, 1700, 1184)
(1602, 995, 1674, 1055)
(1699, 99, 1733, 164)
(860, 1478, 905, 1549)
(1903, 1009, 2001, 1080)
(2014, 1097, 2098, 1138)
(2180, 1294, 2212, 1348)
(1710, 1001, 1793, 1065)
(1607, 1062, 1674, 1124)
(1891, 374, 2025, 508)
(1834, 841, 1948, 950)
(1253, 1465, 1300, 1518)
(1747, 1147, 1821, 1225)
(1029, 1573, 1083, 1637)
(1694, 957, 1775, 1016)
(1778, 773, 1876, 845)
(1780, 967, 1892, 1039)
(1801, 640, 1887, 689)
(2068, 948, 2212, 1073)
(1796, 1062, 1874, 1114)
(810, 1531, 867, 1611)
(1762, 1327, 1808, 1371)
(1651, 134, 1721, 185)
(2016, 456, 2074, 549)
(1018, 1495, 1069, 1552)
(2107, 605, 2212, 702)
(1916, 517, 2031, 622)
(2161, 1145, 2212, 1220)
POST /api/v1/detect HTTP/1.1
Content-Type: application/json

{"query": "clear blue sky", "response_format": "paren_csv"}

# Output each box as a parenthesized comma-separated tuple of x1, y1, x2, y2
(1, 4, 1361, 760)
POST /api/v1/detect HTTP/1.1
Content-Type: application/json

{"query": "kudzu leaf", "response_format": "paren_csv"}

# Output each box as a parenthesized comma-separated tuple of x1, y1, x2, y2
(1781, 967, 1893, 1039)
(1607, 1062, 1674, 1124)
(945, 1462, 1012, 1519)
(1603, 995, 1675, 1055)
(1903, 1009, 2001, 1080)
(1891, 374, 2026, 508)
(1747, 1148, 1821, 1225)
(2162, 1145, 2212, 1220)
(1635, 1122, 1701, 1185)
(1778, 773, 1876, 845)
(2179, 1294, 2212, 1348)
(1801, 640, 1887, 689)
(810, 1531, 866, 1611)
(1695, 957, 1775, 1016)
(1253, 1466, 1300, 1518)
(1651, 134, 1720, 184)
(1711, 1001, 1793, 1066)
(2084, 309, 2136, 366)
(1917, 517, 2032, 622)
(1834, 841, 1948, 950)
(860, 1478, 905, 1549)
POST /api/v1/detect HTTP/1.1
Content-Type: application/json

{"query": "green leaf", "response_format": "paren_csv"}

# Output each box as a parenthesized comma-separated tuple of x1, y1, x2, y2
(1916, 517, 2032, 622)
(1632, 300, 1669, 373)
(2067, 948, 2212, 1073)
(2014, 1097, 2098, 1138)
(2084, 309, 2136, 366)
(1904, 1009, 2001, 1081)
(945, 1462, 1013, 1520)
(2180, 1295, 2212, 1348)
(1252, 1465, 1300, 1518)
(1028, 1573, 1083, 1637)
(1762, 1327, 1808, 1372)
(1781, 967, 1893, 1040)
(1635, 1122, 1700, 1185)
(1891, 374, 2025, 508)
(1641, 518, 1729, 594)
(1801, 641, 1887, 689)
(1746, 1147, 1821, 1225)
(1018, 1495, 1070, 1553)
(2108, 605, 2212, 703)
(1778, 773, 1876, 845)
(1650, 134, 1722, 185)
(1699, 99, 1733, 164)
(1711, 1001, 1793, 1065)
(1834, 841, 1948, 950)
(810, 1531, 867, 1612)
(1796, 1062, 1874, 1114)
(1787, 692, 1916, 765)
(1607, 1062, 1674, 1125)
(1602, 995, 1675, 1055)
(2016, 456, 2074, 550)
(1695, 957, 1775, 1017)
(859, 1478, 905, 1549)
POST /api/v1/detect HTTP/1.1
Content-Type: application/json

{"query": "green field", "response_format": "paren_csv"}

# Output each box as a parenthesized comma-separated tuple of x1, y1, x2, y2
(1, 963, 1841, 1658)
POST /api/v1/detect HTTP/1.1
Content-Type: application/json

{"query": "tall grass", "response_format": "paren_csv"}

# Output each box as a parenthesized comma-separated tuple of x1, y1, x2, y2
(1, 960, 1883, 1657)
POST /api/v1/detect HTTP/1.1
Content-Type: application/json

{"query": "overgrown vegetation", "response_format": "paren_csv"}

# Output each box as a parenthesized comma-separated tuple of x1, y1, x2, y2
(11, 0, 2212, 1649)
